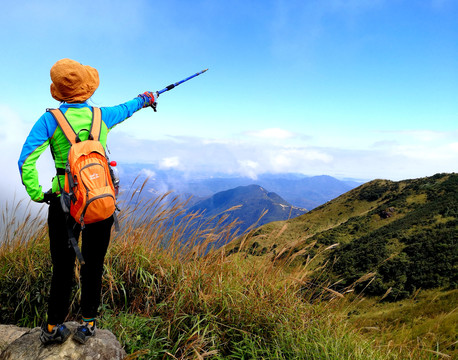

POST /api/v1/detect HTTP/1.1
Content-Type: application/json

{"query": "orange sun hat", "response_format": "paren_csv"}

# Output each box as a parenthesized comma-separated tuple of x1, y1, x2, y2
(50, 58, 99, 103)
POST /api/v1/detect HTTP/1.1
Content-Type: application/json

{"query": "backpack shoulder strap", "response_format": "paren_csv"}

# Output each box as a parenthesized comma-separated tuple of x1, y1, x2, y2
(48, 108, 77, 145)
(90, 107, 102, 141)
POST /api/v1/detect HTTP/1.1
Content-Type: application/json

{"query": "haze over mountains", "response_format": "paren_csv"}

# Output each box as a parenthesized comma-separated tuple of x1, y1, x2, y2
(117, 163, 361, 210)
(115, 164, 363, 235)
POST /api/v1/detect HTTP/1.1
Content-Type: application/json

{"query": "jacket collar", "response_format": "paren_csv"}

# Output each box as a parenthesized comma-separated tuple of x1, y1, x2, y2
(59, 102, 90, 110)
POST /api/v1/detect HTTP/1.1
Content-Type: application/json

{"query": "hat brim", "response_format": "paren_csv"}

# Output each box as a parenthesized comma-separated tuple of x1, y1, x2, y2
(50, 59, 99, 103)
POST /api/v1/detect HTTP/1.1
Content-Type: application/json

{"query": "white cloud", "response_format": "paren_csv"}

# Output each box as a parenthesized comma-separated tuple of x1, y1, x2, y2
(376, 129, 455, 143)
(394, 142, 458, 161)
(372, 140, 399, 148)
(160, 156, 180, 169)
(0, 105, 56, 201)
(238, 160, 259, 169)
(288, 148, 333, 162)
(202, 138, 239, 145)
(271, 153, 292, 172)
(96, 128, 458, 183)
(238, 160, 260, 179)
(0, 104, 51, 223)
(269, 148, 333, 173)
(140, 169, 156, 178)
(398, 130, 449, 142)
(245, 128, 296, 140)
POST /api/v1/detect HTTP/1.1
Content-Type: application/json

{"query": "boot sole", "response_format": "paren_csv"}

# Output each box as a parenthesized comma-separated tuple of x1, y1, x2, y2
(73, 330, 95, 344)
(40, 327, 71, 345)
(73, 332, 88, 344)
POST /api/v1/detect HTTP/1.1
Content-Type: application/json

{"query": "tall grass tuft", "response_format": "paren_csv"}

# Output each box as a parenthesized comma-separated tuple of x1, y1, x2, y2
(0, 188, 445, 359)
(0, 199, 49, 327)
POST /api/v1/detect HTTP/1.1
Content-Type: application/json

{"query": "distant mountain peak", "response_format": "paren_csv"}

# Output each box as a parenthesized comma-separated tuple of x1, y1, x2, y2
(187, 184, 307, 234)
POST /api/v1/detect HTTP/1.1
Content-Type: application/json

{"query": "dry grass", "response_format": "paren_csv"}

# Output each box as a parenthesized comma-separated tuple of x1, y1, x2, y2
(0, 187, 449, 359)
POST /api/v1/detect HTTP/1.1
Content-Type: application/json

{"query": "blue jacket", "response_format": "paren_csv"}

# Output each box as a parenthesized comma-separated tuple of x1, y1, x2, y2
(18, 97, 147, 202)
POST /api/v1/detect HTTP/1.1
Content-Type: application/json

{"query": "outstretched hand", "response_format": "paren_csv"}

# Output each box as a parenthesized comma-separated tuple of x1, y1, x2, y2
(139, 91, 159, 111)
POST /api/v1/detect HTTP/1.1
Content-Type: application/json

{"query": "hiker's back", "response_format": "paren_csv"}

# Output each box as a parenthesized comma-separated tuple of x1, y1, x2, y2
(18, 58, 160, 344)
(49, 106, 108, 170)
(49, 107, 116, 227)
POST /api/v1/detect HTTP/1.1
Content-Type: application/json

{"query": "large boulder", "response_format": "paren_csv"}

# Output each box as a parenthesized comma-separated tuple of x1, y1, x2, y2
(0, 322, 126, 360)
(0, 325, 29, 352)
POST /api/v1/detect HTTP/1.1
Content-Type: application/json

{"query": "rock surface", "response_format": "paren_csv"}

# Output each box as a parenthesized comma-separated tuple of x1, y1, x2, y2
(0, 325, 29, 352)
(0, 322, 126, 360)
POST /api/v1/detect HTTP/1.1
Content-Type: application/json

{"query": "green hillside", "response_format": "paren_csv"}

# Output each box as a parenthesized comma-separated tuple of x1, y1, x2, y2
(1, 194, 411, 360)
(1, 175, 456, 358)
(230, 173, 457, 300)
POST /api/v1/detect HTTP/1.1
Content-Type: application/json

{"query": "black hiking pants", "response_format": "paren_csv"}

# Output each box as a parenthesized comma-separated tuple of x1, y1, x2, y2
(47, 196, 113, 325)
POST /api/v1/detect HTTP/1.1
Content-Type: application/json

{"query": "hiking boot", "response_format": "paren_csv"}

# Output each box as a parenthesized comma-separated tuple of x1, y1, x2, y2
(40, 323, 71, 345)
(73, 320, 96, 344)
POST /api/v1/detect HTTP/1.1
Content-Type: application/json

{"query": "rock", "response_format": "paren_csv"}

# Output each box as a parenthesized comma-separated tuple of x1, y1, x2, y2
(0, 325, 29, 351)
(0, 321, 126, 360)
(379, 207, 395, 219)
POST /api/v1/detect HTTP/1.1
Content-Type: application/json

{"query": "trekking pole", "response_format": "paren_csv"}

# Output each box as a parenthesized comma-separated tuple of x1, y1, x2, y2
(156, 69, 208, 96)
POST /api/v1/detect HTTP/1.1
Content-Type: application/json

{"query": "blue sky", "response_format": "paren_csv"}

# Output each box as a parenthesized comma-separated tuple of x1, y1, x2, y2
(1, 0, 457, 204)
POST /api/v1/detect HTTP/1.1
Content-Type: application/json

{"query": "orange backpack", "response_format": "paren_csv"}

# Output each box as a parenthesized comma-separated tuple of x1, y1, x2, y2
(49, 107, 117, 228)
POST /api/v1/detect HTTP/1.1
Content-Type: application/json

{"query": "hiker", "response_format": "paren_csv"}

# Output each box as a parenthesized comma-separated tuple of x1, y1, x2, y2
(18, 58, 158, 345)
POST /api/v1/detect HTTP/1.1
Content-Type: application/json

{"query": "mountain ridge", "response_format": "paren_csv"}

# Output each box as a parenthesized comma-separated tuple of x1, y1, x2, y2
(227, 173, 458, 300)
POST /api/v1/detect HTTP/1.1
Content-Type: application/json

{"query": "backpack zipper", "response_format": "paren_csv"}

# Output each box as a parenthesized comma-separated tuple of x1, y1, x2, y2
(79, 163, 108, 192)
(79, 193, 115, 229)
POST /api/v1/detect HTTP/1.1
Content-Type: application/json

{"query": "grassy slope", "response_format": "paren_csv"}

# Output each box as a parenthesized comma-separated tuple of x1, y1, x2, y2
(230, 174, 454, 251)
(1, 194, 444, 359)
(224, 173, 457, 359)
(229, 174, 456, 287)
(344, 289, 457, 359)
